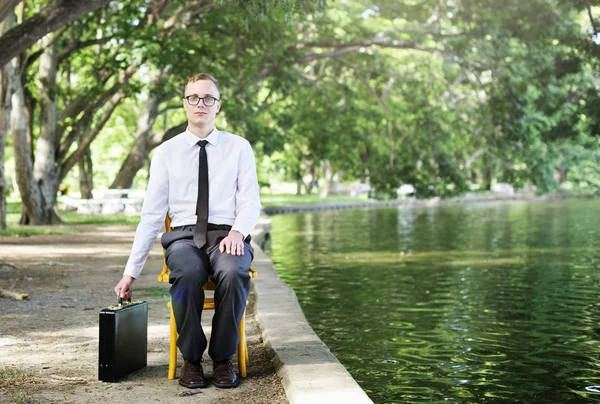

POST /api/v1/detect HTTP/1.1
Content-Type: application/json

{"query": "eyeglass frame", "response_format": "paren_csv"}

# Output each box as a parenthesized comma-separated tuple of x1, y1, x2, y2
(183, 95, 220, 107)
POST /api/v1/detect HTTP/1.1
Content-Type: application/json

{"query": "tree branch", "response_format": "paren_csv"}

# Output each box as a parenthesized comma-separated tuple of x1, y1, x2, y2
(24, 25, 69, 71)
(587, 0, 599, 35)
(157, 103, 181, 116)
(465, 148, 485, 169)
(0, 0, 111, 67)
(295, 38, 484, 69)
(57, 0, 194, 145)
(162, 1, 212, 31)
(486, 150, 515, 170)
(57, 67, 113, 137)
(60, 92, 125, 179)
(57, 36, 114, 64)
(57, 64, 137, 161)
(149, 122, 187, 149)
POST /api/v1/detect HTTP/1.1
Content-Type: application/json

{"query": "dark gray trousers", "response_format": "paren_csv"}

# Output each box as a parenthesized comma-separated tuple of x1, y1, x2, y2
(165, 228, 253, 363)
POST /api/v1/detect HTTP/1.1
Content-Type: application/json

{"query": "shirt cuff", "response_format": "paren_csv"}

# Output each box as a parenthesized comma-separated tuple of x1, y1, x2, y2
(230, 227, 247, 238)
(123, 264, 142, 280)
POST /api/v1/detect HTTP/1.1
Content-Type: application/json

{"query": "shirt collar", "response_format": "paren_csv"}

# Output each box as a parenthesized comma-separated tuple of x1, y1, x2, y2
(183, 127, 220, 147)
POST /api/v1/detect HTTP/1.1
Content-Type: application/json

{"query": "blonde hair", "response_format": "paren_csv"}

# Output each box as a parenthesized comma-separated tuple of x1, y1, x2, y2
(184, 73, 221, 97)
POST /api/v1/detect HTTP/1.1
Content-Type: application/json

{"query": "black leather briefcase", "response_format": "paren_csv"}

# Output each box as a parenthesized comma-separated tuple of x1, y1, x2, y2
(98, 299, 148, 382)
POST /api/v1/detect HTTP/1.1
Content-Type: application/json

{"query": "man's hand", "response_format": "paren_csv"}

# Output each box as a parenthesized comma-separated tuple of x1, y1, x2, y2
(219, 230, 245, 256)
(114, 275, 135, 300)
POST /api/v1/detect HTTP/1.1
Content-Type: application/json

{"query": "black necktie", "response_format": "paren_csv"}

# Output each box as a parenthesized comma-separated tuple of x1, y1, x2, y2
(194, 140, 209, 248)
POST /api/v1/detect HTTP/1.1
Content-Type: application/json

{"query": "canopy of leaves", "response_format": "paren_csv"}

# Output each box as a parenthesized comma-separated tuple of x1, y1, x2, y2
(3, 0, 599, 204)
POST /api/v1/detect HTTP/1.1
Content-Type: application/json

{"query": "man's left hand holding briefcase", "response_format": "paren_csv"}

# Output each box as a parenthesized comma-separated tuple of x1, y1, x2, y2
(98, 298, 148, 382)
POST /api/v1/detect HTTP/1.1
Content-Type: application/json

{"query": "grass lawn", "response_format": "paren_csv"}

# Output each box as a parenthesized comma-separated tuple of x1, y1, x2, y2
(2, 201, 140, 237)
(259, 193, 368, 206)
(2, 193, 367, 236)
(0, 366, 36, 404)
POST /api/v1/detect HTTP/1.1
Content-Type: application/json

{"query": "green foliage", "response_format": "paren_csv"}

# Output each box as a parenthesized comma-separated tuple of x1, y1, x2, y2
(3, 202, 139, 233)
(7, 0, 600, 213)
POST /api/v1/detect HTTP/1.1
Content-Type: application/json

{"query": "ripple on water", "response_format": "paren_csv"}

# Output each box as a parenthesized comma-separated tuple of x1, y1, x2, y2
(268, 199, 600, 403)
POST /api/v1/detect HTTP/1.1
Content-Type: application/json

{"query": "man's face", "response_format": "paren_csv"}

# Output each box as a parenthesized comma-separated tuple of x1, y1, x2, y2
(183, 80, 221, 128)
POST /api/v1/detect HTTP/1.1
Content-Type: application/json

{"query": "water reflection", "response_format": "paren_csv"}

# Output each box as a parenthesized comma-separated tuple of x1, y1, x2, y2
(265, 199, 600, 403)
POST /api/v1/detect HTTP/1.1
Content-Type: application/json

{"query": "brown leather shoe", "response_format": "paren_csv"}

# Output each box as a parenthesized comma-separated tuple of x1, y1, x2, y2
(179, 360, 207, 389)
(213, 360, 239, 388)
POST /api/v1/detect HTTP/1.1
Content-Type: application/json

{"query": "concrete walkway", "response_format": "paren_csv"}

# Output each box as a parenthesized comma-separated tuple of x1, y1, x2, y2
(250, 217, 373, 404)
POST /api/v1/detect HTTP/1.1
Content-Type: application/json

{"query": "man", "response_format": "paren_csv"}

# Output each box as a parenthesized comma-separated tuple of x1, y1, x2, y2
(114, 73, 261, 389)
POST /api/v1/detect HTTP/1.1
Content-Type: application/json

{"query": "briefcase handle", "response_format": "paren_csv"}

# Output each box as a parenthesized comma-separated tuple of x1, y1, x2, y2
(118, 297, 132, 306)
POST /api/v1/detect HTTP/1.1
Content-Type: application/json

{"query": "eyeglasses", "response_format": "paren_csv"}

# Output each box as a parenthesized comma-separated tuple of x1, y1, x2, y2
(184, 95, 220, 107)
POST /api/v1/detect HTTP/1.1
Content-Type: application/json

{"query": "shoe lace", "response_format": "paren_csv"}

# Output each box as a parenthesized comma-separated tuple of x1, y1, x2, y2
(216, 360, 234, 374)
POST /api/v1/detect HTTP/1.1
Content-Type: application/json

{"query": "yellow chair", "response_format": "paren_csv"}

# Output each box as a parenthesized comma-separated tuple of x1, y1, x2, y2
(157, 215, 257, 379)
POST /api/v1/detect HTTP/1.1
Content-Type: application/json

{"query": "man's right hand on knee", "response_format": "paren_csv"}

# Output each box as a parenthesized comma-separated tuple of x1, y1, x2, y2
(114, 275, 135, 299)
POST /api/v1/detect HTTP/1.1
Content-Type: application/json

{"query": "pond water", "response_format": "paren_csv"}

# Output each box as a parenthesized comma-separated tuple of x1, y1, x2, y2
(265, 199, 600, 403)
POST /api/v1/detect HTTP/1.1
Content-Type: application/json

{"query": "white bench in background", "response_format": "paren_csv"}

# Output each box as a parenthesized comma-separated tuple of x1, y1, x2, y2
(59, 189, 143, 215)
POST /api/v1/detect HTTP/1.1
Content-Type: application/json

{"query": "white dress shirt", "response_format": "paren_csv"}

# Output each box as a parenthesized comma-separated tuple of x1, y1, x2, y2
(123, 128, 261, 279)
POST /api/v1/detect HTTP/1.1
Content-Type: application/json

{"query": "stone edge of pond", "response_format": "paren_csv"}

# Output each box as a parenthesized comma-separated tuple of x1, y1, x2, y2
(250, 216, 374, 404)
(262, 191, 597, 215)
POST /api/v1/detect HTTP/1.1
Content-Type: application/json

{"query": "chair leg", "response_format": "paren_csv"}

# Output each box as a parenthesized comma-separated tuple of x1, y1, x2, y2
(167, 298, 248, 379)
(168, 300, 178, 380)
(238, 309, 247, 378)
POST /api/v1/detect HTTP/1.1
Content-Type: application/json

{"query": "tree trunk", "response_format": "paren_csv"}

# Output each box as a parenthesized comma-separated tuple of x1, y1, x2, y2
(320, 161, 339, 198)
(110, 66, 170, 189)
(295, 167, 302, 196)
(481, 154, 492, 191)
(78, 148, 94, 199)
(554, 167, 567, 184)
(0, 76, 9, 229)
(110, 95, 162, 189)
(13, 33, 60, 225)
(303, 162, 314, 195)
(0, 13, 16, 230)
(30, 33, 61, 223)
(108, 122, 187, 188)
(24, 86, 35, 161)
(11, 53, 42, 224)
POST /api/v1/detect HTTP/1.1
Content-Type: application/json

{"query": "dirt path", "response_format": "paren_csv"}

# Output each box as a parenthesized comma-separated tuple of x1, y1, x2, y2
(0, 225, 287, 404)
